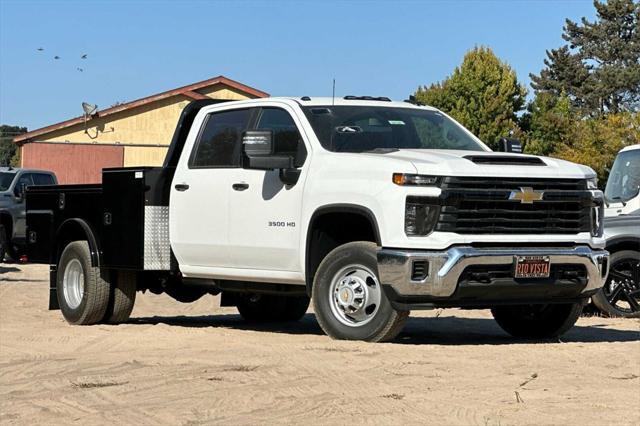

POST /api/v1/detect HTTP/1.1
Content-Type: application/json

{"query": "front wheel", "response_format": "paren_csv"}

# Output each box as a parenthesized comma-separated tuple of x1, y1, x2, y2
(0, 224, 7, 263)
(312, 241, 408, 342)
(592, 250, 640, 318)
(0, 224, 19, 262)
(491, 303, 583, 339)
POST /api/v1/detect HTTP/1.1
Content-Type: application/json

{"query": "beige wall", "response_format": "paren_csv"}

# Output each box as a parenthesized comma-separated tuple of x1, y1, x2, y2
(123, 146, 169, 167)
(196, 85, 251, 100)
(42, 96, 189, 146)
(36, 84, 256, 167)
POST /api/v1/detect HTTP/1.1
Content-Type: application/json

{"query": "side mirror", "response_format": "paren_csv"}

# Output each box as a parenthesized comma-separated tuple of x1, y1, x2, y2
(14, 183, 26, 202)
(243, 130, 273, 157)
(497, 137, 524, 153)
(242, 130, 293, 170)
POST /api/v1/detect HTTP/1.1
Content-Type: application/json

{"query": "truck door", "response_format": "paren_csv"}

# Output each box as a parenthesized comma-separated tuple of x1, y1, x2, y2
(170, 108, 254, 269)
(11, 172, 34, 239)
(227, 106, 309, 272)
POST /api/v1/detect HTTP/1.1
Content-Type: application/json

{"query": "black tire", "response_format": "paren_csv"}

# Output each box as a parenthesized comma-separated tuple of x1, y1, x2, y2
(57, 241, 111, 325)
(5, 243, 20, 262)
(279, 295, 310, 321)
(592, 250, 640, 318)
(312, 241, 408, 342)
(165, 286, 207, 303)
(236, 294, 309, 322)
(491, 303, 583, 338)
(236, 294, 287, 322)
(104, 270, 137, 324)
(0, 224, 7, 263)
(0, 224, 19, 262)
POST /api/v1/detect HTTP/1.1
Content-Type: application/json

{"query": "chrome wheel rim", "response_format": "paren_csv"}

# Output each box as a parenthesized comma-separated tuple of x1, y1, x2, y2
(63, 259, 84, 309)
(329, 264, 381, 327)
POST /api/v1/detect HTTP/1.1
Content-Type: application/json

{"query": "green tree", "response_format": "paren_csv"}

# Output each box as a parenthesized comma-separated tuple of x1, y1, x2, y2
(555, 112, 639, 183)
(522, 92, 575, 156)
(0, 125, 26, 167)
(529, 47, 590, 112)
(530, 0, 640, 115)
(414, 46, 527, 149)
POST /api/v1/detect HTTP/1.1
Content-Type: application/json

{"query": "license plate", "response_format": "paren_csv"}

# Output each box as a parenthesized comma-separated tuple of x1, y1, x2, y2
(514, 256, 551, 279)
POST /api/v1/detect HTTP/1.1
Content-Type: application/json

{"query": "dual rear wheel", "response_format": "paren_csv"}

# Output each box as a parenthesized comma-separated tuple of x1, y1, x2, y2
(57, 241, 136, 325)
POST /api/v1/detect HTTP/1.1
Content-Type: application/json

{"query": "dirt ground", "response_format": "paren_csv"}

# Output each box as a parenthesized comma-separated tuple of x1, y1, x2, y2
(0, 264, 638, 425)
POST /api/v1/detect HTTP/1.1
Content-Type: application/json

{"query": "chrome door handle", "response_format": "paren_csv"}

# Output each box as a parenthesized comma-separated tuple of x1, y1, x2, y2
(174, 183, 190, 191)
(232, 183, 249, 191)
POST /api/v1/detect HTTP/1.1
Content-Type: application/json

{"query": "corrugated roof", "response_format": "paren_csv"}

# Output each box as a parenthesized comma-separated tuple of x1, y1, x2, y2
(13, 75, 268, 144)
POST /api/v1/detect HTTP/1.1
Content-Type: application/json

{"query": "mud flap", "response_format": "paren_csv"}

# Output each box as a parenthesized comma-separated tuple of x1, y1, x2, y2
(49, 265, 59, 310)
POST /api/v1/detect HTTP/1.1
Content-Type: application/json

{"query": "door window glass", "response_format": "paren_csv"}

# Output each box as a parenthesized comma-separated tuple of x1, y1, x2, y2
(14, 173, 33, 197)
(0, 173, 16, 191)
(32, 173, 55, 185)
(605, 148, 640, 203)
(191, 109, 252, 168)
(257, 108, 307, 167)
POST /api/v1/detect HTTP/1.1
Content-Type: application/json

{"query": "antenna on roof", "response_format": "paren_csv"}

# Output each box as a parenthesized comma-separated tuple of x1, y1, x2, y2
(332, 78, 335, 106)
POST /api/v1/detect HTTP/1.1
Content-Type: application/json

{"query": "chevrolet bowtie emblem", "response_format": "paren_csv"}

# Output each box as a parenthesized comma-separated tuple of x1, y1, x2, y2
(509, 187, 544, 204)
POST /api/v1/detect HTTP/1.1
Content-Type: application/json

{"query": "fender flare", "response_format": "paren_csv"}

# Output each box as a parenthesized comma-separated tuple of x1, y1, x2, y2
(305, 203, 382, 292)
(605, 235, 640, 253)
(56, 218, 102, 267)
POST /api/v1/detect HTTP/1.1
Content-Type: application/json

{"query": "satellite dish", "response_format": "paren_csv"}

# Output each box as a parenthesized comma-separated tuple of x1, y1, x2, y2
(82, 102, 98, 136)
(82, 102, 98, 116)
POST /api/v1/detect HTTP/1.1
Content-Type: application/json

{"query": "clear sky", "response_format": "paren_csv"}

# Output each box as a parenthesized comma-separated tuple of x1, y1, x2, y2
(0, 0, 597, 131)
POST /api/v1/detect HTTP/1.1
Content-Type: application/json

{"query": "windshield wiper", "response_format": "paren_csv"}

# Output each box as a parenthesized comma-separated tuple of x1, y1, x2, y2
(361, 148, 399, 154)
(606, 196, 627, 207)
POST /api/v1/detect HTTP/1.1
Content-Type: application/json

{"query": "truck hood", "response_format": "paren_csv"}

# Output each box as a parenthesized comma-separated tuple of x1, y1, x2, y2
(369, 149, 595, 179)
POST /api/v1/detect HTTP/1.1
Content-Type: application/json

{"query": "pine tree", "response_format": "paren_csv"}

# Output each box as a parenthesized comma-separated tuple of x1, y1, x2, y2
(530, 47, 590, 111)
(530, 0, 640, 115)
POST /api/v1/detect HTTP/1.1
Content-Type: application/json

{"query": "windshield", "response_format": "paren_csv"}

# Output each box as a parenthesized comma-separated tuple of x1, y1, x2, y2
(0, 172, 16, 192)
(605, 148, 640, 204)
(301, 106, 486, 153)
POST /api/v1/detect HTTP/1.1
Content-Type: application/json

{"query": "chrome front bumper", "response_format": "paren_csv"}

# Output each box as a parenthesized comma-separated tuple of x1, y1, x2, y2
(377, 246, 609, 298)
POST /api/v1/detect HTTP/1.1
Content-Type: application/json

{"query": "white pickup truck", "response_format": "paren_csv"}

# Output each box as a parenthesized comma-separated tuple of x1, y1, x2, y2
(592, 144, 639, 317)
(26, 96, 609, 341)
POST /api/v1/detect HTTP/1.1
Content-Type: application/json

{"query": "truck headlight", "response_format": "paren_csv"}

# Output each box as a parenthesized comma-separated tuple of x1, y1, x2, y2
(405, 197, 440, 236)
(393, 173, 440, 186)
(587, 177, 598, 190)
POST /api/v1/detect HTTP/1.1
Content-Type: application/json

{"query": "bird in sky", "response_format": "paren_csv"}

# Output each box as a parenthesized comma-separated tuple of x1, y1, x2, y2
(37, 47, 44, 51)
(54, 56, 60, 60)
(81, 54, 87, 59)
(77, 67, 84, 72)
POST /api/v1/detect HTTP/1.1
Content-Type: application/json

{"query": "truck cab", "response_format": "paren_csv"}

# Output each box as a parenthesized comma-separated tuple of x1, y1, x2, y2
(592, 144, 639, 317)
(26, 97, 610, 341)
(0, 167, 57, 261)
